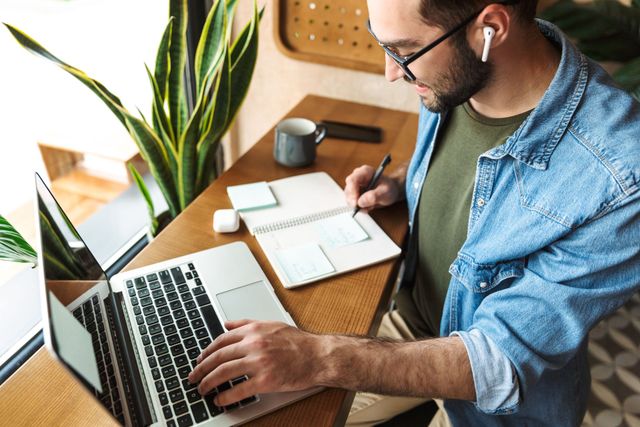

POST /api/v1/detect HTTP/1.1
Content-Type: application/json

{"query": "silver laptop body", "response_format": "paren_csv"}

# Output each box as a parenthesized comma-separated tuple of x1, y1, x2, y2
(34, 173, 318, 426)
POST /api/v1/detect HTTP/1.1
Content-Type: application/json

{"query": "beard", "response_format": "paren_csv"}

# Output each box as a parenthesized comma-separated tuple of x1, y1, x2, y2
(410, 34, 492, 113)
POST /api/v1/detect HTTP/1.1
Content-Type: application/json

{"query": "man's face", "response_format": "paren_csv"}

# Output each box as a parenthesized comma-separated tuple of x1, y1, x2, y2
(367, 0, 492, 112)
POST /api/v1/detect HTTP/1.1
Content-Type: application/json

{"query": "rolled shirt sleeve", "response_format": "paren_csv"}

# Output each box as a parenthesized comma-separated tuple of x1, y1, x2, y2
(452, 329, 520, 414)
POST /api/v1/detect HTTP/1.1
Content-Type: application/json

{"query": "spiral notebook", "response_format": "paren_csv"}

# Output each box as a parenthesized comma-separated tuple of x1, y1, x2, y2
(239, 172, 401, 288)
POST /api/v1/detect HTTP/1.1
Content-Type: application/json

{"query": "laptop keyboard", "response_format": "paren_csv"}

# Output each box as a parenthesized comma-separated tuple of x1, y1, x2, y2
(127, 263, 258, 427)
(73, 295, 125, 424)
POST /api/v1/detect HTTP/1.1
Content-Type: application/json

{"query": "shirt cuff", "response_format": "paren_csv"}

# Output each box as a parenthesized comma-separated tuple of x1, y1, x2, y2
(452, 329, 520, 415)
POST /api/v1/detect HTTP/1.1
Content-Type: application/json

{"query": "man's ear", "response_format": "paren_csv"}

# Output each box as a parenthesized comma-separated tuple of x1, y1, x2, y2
(471, 4, 511, 57)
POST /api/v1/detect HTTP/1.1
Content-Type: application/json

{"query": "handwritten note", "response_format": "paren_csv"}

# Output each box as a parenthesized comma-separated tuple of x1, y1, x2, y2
(314, 213, 369, 248)
(275, 242, 335, 284)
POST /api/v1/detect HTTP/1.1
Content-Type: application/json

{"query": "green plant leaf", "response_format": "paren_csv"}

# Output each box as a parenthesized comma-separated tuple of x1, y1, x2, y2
(0, 215, 37, 266)
(229, 4, 264, 69)
(155, 17, 174, 102)
(128, 163, 159, 236)
(145, 64, 178, 171)
(578, 33, 640, 62)
(594, 0, 640, 44)
(168, 0, 189, 136)
(194, 0, 227, 94)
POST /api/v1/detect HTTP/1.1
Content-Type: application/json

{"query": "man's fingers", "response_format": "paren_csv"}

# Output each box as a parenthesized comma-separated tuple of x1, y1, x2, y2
(190, 342, 245, 384)
(196, 328, 245, 364)
(214, 376, 262, 407)
(345, 166, 374, 207)
(197, 358, 252, 396)
(225, 318, 254, 330)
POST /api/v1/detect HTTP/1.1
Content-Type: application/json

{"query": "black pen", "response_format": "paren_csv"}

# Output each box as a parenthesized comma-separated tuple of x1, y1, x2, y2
(353, 153, 392, 217)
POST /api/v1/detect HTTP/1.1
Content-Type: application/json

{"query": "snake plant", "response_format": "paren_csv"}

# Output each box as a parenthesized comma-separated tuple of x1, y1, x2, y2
(540, 0, 640, 100)
(4, 0, 262, 227)
(0, 215, 37, 267)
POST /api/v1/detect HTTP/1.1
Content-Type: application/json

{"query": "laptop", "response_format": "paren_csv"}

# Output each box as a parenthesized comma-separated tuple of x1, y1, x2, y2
(34, 172, 319, 426)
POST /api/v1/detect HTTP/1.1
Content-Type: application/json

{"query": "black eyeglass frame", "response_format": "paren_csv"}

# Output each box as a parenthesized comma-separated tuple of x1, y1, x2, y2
(366, 0, 518, 81)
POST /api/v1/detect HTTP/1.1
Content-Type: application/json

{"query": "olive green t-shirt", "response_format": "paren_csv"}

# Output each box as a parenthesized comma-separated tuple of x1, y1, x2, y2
(396, 102, 530, 338)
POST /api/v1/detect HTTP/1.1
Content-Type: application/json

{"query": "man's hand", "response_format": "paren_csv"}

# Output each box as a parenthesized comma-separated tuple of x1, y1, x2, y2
(188, 319, 324, 407)
(344, 163, 407, 213)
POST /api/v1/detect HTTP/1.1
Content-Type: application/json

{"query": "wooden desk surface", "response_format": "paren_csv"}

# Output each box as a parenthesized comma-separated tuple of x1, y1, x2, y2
(0, 95, 418, 426)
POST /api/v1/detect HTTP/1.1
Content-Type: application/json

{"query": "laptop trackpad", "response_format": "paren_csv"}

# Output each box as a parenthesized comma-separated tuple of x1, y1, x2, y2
(217, 281, 287, 323)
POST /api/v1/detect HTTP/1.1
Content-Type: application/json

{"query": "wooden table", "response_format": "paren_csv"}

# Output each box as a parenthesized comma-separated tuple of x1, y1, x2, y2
(0, 95, 418, 426)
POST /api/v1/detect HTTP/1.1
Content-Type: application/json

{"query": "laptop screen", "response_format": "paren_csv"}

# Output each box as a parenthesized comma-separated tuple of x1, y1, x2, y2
(35, 173, 111, 395)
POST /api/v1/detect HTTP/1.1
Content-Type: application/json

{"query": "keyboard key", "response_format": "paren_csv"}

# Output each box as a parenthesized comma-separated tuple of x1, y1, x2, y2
(176, 318, 189, 329)
(149, 281, 161, 291)
(193, 286, 205, 296)
(195, 328, 208, 339)
(131, 297, 139, 306)
(155, 343, 169, 356)
(191, 318, 204, 330)
(135, 277, 146, 289)
(147, 273, 158, 282)
(136, 315, 145, 325)
(179, 328, 193, 339)
(182, 378, 196, 391)
(167, 420, 176, 427)
(161, 315, 174, 326)
(73, 308, 82, 319)
(218, 381, 231, 392)
(177, 413, 193, 427)
(128, 288, 136, 297)
(166, 376, 180, 390)
(200, 305, 224, 339)
(169, 389, 184, 403)
(186, 389, 201, 403)
(171, 344, 185, 356)
(149, 324, 162, 335)
(204, 393, 223, 416)
(167, 292, 179, 301)
(185, 272, 193, 280)
(175, 355, 189, 367)
(199, 338, 212, 349)
(165, 324, 178, 336)
(159, 392, 169, 406)
(167, 334, 181, 346)
(152, 289, 164, 299)
(178, 284, 189, 294)
(231, 376, 246, 386)
(187, 348, 200, 360)
(142, 335, 151, 346)
(164, 284, 176, 293)
(126, 280, 134, 288)
(159, 354, 173, 367)
(174, 309, 186, 320)
(170, 300, 182, 310)
(146, 314, 159, 325)
(133, 305, 142, 316)
(152, 334, 165, 346)
(155, 297, 168, 307)
(155, 380, 165, 392)
(195, 278, 202, 286)
(162, 365, 176, 378)
(181, 292, 194, 302)
(158, 306, 171, 317)
(145, 346, 154, 357)
(191, 401, 209, 423)
(138, 288, 150, 298)
(148, 356, 158, 368)
(224, 402, 239, 411)
(159, 270, 172, 284)
(163, 405, 173, 419)
(141, 297, 153, 307)
(143, 306, 156, 316)
(187, 309, 200, 320)
(152, 368, 161, 380)
(184, 300, 196, 311)
(188, 263, 195, 270)
(184, 337, 197, 349)
(171, 267, 186, 285)
(173, 400, 189, 416)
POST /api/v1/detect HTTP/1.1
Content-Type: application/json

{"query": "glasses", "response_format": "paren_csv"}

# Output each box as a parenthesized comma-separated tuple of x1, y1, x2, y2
(367, 1, 518, 81)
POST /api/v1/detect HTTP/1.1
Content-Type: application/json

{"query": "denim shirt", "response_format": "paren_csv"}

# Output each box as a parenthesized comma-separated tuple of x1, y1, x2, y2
(404, 20, 640, 426)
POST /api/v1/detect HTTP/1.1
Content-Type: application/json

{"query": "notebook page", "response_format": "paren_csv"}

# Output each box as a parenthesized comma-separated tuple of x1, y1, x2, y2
(240, 172, 347, 234)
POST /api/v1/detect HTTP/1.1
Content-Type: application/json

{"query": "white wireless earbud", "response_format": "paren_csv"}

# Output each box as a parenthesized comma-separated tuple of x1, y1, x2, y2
(482, 27, 495, 62)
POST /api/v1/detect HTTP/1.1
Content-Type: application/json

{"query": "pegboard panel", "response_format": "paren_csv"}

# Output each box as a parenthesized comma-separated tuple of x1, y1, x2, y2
(274, 0, 385, 74)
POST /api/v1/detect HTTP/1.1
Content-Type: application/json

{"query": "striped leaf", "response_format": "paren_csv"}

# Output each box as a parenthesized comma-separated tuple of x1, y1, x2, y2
(194, 0, 227, 94)
(128, 163, 159, 236)
(39, 211, 85, 279)
(168, 0, 189, 136)
(155, 17, 174, 102)
(145, 64, 178, 176)
(0, 215, 37, 266)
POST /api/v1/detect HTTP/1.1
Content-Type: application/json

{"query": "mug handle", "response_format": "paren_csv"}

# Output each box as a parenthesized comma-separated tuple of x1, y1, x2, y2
(315, 124, 327, 145)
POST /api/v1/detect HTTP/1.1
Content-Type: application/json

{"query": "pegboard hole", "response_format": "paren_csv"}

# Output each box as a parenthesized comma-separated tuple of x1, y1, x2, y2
(309, 2, 317, 10)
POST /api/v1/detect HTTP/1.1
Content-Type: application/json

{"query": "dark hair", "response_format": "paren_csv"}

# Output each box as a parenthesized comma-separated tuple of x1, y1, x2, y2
(418, 0, 538, 29)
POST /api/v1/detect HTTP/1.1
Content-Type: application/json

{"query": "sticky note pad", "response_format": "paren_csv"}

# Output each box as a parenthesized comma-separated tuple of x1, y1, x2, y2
(314, 213, 369, 248)
(275, 242, 335, 284)
(227, 181, 277, 211)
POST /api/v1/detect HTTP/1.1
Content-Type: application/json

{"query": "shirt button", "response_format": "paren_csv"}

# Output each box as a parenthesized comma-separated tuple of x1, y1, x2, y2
(414, 182, 420, 189)
(477, 198, 486, 207)
(480, 282, 488, 289)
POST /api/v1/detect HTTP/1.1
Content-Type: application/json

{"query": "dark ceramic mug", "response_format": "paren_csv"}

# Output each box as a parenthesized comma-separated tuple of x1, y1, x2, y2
(273, 118, 327, 167)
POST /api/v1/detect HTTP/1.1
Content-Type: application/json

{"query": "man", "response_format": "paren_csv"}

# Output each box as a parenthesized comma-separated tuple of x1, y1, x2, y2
(189, 0, 640, 425)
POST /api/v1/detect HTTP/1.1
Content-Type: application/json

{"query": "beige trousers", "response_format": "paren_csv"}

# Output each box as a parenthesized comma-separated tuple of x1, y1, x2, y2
(345, 310, 452, 427)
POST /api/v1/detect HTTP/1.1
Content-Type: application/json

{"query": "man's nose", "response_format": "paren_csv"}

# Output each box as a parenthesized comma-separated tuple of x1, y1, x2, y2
(384, 55, 405, 82)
